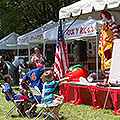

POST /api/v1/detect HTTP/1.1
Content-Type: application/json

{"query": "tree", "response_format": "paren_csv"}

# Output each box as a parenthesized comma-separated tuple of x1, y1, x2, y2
(0, 0, 80, 39)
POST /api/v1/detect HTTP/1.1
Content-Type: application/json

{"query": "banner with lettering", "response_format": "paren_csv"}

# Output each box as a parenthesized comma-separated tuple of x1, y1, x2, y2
(29, 32, 43, 42)
(44, 19, 103, 41)
(17, 20, 56, 44)
(17, 34, 29, 44)
(17, 32, 43, 44)
(17, 19, 103, 44)
(64, 19, 103, 39)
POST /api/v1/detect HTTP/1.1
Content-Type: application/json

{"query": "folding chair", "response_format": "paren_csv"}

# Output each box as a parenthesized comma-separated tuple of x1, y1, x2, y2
(1, 84, 24, 119)
(29, 86, 60, 120)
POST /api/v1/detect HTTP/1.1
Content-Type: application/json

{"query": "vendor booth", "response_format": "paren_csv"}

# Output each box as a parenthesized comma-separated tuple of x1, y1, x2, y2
(0, 32, 28, 50)
(0, 32, 29, 79)
(17, 20, 58, 62)
(59, 0, 120, 116)
(0, 32, 28, 60)
(63, 18, 103, 71)
(29, 18, 103, 70)
(17, 19, 103, 70)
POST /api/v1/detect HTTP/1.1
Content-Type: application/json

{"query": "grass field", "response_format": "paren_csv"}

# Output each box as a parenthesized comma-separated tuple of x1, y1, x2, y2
(0, 80, 120, 120)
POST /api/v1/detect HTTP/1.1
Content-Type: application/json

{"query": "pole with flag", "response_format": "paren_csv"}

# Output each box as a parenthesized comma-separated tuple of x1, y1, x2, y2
(54, 20, 69, 80)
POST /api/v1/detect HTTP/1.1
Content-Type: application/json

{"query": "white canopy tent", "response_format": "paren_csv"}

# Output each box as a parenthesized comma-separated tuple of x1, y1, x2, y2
(17, 21, 58, 59)
(17, 21, 58, 44)
(0, 32, 28, 49)
(0, 32, 28, 55)
(59, 0, 120, 79)
(17, 18, 103, 61)
(59, 0, 120, 24)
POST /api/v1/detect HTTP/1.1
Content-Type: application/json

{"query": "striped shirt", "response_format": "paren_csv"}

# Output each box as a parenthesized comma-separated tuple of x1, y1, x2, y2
(41, 80, 60, 105)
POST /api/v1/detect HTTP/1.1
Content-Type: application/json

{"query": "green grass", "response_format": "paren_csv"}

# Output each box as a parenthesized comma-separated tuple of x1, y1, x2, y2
(1, 81, 120, 120)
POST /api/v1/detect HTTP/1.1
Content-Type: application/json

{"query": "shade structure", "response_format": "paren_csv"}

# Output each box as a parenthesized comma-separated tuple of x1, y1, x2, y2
(59, 0, 120, 24)
(17, 20, 58, 45)
(0, 32, 27, 50)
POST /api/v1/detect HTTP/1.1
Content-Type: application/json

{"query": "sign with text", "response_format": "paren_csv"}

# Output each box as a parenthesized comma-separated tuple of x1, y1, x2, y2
(29, 33, 43, 42)
(109, 39, 120, 84)
(17, 35, 29, 44)
(64, 19, 102, 38)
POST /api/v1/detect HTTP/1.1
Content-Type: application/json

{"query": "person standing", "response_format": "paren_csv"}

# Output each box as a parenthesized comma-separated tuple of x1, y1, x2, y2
(98, 11, 119, 82)
(12, 56, 28, 85)
(31, 46, 45, 68)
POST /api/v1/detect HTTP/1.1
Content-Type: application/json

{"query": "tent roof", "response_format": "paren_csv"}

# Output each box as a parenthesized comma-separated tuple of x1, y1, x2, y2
(17, 20, 58, 45)
(0, 32, 27, 49)
(44, 18, 103, 42)
(17, 19, 103, 45)
(59, 0, 120, 24)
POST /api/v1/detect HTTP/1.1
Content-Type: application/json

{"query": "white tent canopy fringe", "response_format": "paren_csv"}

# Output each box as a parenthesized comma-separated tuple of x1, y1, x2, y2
(59, 0, 120, 24)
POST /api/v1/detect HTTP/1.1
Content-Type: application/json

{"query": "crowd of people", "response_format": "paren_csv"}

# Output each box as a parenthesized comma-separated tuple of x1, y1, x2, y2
(1, 46, 69, 119)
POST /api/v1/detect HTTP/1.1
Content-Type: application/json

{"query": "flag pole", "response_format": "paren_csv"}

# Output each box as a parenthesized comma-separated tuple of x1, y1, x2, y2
(54, 20, 69, 80)
(62, 19, 68, 51)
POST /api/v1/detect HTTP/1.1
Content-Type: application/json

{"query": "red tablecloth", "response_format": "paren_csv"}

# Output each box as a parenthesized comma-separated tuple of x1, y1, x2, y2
(60, 84, 120, 115)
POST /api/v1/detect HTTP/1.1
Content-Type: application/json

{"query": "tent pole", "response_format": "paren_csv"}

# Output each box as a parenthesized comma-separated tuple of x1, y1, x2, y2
(43, 42, 46, 58)
(96, 22, 99, 81)
(28, 43, 30, 61)
(62, 19, 68, 50)
(63, 19, 67, 32)
(70, 42, 72, 54)
(17, 45, 19, 56)
(63, 14, 81, 34)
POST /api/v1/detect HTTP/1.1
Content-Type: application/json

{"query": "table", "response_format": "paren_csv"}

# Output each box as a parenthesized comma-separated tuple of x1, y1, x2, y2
(60, 82, 120, 115)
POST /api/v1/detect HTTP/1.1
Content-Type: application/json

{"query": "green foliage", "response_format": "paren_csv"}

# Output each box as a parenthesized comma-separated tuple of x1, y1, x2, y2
(0, 0, 80, 39)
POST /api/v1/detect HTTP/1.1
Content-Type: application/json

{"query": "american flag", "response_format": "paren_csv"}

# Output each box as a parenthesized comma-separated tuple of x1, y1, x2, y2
(54, 20, 69, 80)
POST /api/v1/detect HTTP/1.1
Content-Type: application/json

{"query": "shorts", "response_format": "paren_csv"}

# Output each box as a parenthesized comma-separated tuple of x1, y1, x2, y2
(29, 92, 41, 102)
(52, 95, 64, 105)
(18, 95, 28, 101)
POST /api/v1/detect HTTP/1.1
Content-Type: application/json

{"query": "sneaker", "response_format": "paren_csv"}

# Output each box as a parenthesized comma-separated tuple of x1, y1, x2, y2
(25, 110, 33, 118)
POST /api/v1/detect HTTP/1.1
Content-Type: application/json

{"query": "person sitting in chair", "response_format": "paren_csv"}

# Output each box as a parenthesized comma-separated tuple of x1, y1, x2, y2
(2, 74, 28, 116)
(22, 62, 44, 118)
(19, 72, 29, 97)
(2, 74, 37, 118)
(41, 70, 69, 119)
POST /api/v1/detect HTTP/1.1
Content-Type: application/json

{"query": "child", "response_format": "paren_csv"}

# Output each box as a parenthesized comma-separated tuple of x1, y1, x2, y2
(2, 74, 28, 116)
(41, 70, 69, 118)
(2, 74, 37, 118)
(22, 62, 44, 118)
(19, 72, 29, 97)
